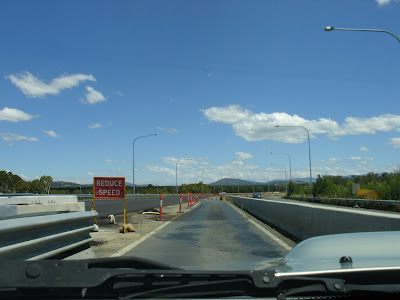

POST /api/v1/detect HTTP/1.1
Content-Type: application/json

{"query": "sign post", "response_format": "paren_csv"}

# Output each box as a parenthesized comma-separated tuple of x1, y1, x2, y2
(93, 177, 132, 233)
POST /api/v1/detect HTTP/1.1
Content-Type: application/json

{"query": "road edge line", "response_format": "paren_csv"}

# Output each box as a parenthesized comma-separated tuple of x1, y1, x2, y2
(109, 202, 202, 257)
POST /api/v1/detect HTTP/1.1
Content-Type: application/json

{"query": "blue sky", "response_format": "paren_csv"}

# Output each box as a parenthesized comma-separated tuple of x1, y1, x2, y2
(1, 0, 400, 185)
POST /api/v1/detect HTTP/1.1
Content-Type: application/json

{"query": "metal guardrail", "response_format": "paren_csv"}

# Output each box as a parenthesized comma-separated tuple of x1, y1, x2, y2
(0, 210, 98, 260)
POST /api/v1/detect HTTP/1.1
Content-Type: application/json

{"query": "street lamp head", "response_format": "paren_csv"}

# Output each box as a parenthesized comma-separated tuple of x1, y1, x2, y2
(325, 26, 335, 31)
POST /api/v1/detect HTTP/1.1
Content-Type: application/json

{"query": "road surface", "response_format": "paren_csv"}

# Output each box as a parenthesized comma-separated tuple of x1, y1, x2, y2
(123, 199, 292, 270)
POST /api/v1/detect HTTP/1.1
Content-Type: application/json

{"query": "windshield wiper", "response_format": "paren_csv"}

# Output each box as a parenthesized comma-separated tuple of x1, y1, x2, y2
(2, 259, 400, 299)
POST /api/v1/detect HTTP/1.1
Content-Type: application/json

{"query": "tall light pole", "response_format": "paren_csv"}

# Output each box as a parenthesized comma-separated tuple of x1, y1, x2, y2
(176, 158, 193, 193)
(275, 126, 312, 187)
(220, 173, 229, 193)
(201, 168, 213, 194)
(273, 166, 287, 194)
(270, 152, 292, 180)
(133, 134, 157, 195)
(324, 26, 400, 44)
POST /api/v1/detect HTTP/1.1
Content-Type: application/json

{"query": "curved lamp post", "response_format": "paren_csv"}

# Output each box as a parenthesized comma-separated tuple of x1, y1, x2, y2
(270, 152, 292, 181)
(324, 26, 400, 44)
(275, 125, 312, 187)
(133, 134, 157, 195)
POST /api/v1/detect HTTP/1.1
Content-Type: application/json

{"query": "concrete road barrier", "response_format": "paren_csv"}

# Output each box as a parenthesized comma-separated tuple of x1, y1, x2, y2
(232, 196, 400, 241)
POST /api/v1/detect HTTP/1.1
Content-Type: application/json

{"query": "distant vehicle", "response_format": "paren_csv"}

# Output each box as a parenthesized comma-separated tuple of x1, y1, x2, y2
(252, 192, 261, 198)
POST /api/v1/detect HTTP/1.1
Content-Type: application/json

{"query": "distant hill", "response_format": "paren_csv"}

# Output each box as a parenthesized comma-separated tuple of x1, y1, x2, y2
(208, 177, 316, 186)
(52, 181, 139, 188)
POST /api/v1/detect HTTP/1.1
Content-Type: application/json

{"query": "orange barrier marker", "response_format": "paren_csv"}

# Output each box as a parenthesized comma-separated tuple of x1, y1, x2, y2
(159, 194, 163, 220)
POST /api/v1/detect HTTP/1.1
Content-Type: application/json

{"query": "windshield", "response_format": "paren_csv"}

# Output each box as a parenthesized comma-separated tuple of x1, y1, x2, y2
(1, 0, 400, 298)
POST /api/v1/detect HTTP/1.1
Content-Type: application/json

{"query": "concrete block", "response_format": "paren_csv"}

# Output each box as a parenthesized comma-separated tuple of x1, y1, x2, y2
(0, 195, 78, 205)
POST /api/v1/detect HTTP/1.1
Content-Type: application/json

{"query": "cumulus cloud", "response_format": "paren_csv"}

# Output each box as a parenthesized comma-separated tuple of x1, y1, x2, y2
(388, 137, 400, 148)
(376, 0, 399, 6)
(0, 107, 37, 122)
(0, 132, 38, 146)
(202, 105, 400, 143)
(81, 86, 106, 104)
(145, 165, 175, 176)
(42, 130, 59, 138)
(6, 71, 95, 98)
(156, 126, 179, 134)
(360, 146, 369, 152)
(236, 152, 253, 160)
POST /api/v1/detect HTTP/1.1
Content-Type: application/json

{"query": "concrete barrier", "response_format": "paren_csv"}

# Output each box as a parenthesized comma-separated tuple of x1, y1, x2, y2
(232, 196, 400, 241)
(0, 195, 84, 217)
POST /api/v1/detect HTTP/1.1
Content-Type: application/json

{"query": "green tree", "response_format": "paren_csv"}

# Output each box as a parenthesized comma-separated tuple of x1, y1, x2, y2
(40, 175, 53, 194)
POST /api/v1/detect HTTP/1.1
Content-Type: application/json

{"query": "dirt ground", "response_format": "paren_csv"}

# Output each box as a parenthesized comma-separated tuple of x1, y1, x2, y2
(89, 203, 192, 257)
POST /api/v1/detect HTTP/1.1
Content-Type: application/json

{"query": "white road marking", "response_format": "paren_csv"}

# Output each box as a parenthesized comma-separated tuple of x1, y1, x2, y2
(109, 221, 171, 257)
(227, 201, 293, 251)
(110, 202, 202, 257)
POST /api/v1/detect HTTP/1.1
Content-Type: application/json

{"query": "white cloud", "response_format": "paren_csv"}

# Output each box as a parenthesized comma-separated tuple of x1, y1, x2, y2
(81, 86, 106, 104)
(360, 146, 369, 152)
(88, 172, 94, 177)
(0, 107, 37, 122)
(88, 121, 112, 129)
(42, 130, 59, 138)
(349, 157, 374, 161)
(156, 126, 179, 134)
(388, 137, 400, 148)
(112, 90, 124, 96)
(145, 165, 175, 176)
(161, 157, 196, 166)
(0, 132, 38, 146)
(236, 152, 253, 160)
(320, 158, 340, 165)
(202, 105, 400, 143)
(202, 105, 253, 124)
(376, 0, 399, 6)
(6, 71, 95, 98)
(89, 123, 102, 129)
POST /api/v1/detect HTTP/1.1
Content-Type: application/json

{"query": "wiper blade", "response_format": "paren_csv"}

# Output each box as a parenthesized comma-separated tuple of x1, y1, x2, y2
(2, 259, 400, 299)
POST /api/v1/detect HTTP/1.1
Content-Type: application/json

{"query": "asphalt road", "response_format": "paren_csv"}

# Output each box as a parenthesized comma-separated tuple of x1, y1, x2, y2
(123, 199, 291, 270)
(84, 195, 188, 218)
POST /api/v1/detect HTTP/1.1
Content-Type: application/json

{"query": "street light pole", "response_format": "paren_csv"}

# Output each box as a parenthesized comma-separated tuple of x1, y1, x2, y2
(133, 134, 157, 195)
(324, 26, 400, 44)
(201, 169, 213, 194)
(270, 152, 292, 180)
(275, 126, 312, 187)
(176, 158, 193, 193)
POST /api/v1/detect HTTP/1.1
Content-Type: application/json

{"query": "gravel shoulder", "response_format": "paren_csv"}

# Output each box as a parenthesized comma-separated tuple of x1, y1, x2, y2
(89, 203, 191, 258)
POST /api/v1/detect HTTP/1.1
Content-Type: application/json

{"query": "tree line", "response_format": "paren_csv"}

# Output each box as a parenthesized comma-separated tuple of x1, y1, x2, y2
(0, 171, 53, 194)
(2, 169, 400, 200)
(288, 171, 400, 200)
